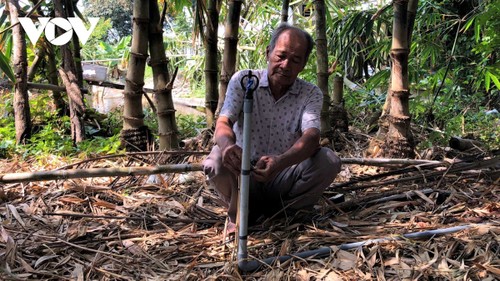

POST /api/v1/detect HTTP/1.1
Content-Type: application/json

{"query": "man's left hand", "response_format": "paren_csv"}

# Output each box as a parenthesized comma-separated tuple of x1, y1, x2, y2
(252, 155, 281, 182)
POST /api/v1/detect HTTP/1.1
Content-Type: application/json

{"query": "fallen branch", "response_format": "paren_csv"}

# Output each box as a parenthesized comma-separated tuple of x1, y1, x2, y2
(341, 156, 499, 192)
(0, 163, 204, 184)
(56, 151, 209, 170)
(341, 157, 443, 166)
(27, 82, 89, 94)
(0, 157, 478, 184)
(332, 162, 443, 189)
(45, 212, 221, 224)
(365, 188, 436, 205)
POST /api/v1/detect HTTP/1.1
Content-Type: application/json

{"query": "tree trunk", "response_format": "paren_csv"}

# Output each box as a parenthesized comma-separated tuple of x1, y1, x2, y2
(46, 42, 68, 116)
(216, 0, 242, 118)
(315, 0, 331, 136)
(407, 0, 418, 44)
(383, 0, 414, 158)
(204, 0, 219, 128)
(8, 0, 31, 144)
(365, 90, 391, 158)
(332, 76, 343, 106)
(366, 0, 418, 158)
(54, 0, 85, 144)
(330, 76, 348, 132)
(149, 0, 179, 150)
(65, 0, 83, 87)
(281, 0, 290, 23)
(121, 0, 151, 152)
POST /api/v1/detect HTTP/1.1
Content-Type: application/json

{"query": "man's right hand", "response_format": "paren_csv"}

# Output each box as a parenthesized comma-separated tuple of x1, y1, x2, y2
(221, 144, 243, 176)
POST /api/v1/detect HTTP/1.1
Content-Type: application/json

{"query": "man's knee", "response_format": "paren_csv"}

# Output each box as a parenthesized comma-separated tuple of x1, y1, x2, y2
(203, 145, 238, 204)
(314, 147, 341, 179)
(203, 145, 222, 179)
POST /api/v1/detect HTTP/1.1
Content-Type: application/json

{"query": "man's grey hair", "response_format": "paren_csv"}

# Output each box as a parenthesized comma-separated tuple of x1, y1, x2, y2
(268, 23, 315, 61)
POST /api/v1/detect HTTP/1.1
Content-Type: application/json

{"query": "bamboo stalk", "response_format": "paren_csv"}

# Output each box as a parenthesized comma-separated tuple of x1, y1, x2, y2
(341, 157, 443, 166)
(0, 163, 204, 183)
(149, 0, 179, 150)
(45, 212, 220, 224)
(216, 0, 242, 118)
(0, 157, 473, 184)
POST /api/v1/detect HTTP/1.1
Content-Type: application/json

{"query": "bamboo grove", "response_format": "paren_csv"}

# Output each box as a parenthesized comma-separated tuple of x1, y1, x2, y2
(0, 0, 498, 157)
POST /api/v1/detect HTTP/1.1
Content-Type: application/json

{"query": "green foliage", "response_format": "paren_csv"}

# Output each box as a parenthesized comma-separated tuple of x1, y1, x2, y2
(467, 111, 499, 150)
(77, 134, 121, 155)
(0, 91, 125, 159)
(0, 115, 15, 158)
(0, 49, 14, 83)
(0, 9, 14, 83)
(81, 33, 131, 71)
(327, 4, 392, 81)
(80, 18, 114, 59)
(324, 0, 500, 150)
(82, 0, 132, 42)
(1, 0, 498, 158)
(26, 120, 74, 155)
(176, 114, 206, 140)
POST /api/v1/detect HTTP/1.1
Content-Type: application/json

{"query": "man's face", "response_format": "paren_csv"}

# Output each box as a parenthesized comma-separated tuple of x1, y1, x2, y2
(266, 30, 308, 89)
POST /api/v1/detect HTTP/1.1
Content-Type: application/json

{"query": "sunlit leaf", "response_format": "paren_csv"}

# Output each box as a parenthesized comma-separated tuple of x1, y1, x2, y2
(485, 70, 491, 91)
(463, 17, 475, 31)
(488, 70, 500, 90)
(0, 49, 15, 83)
(474, 21, 480, 43)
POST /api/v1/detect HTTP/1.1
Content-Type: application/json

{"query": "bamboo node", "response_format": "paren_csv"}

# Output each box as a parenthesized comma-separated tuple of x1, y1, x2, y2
(388, 114, 411, 124)
(123, 90, 145, 97)
(224, 36, 238, 42)
(153, 88, 170, 95)
(123, 115, 145, 121)
(390, 49, 409, 59)
(148, 58, 169, 67)
(125, 79, 145, 89)
(130, 52, 149, 60)
(157, 109, 176, 117)
(390, 90, 409, 97)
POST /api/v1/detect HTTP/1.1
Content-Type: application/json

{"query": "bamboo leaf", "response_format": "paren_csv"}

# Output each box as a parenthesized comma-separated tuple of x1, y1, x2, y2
(6, 33, 13, 57)
(7, 204, 25, 227)
(487, 69, 500, 90)
(0, 49, 15, 83)
(485, 71, 491, 91)
(474, 21, 480, 43)
(463, 17, 475, 31)
(34, 255, 59, 268)
(0, 11, 8, 27)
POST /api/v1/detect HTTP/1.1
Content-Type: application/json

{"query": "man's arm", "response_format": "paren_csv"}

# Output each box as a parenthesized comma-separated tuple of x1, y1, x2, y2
(253, 127, 320, 182)
(214, 116, 242, 175)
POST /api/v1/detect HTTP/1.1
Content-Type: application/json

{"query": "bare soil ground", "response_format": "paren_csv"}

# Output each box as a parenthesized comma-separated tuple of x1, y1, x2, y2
(0, 130, 498, 280)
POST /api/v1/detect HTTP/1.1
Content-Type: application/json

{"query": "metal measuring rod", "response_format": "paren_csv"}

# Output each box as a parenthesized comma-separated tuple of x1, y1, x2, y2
(237, 70, 259, 269)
